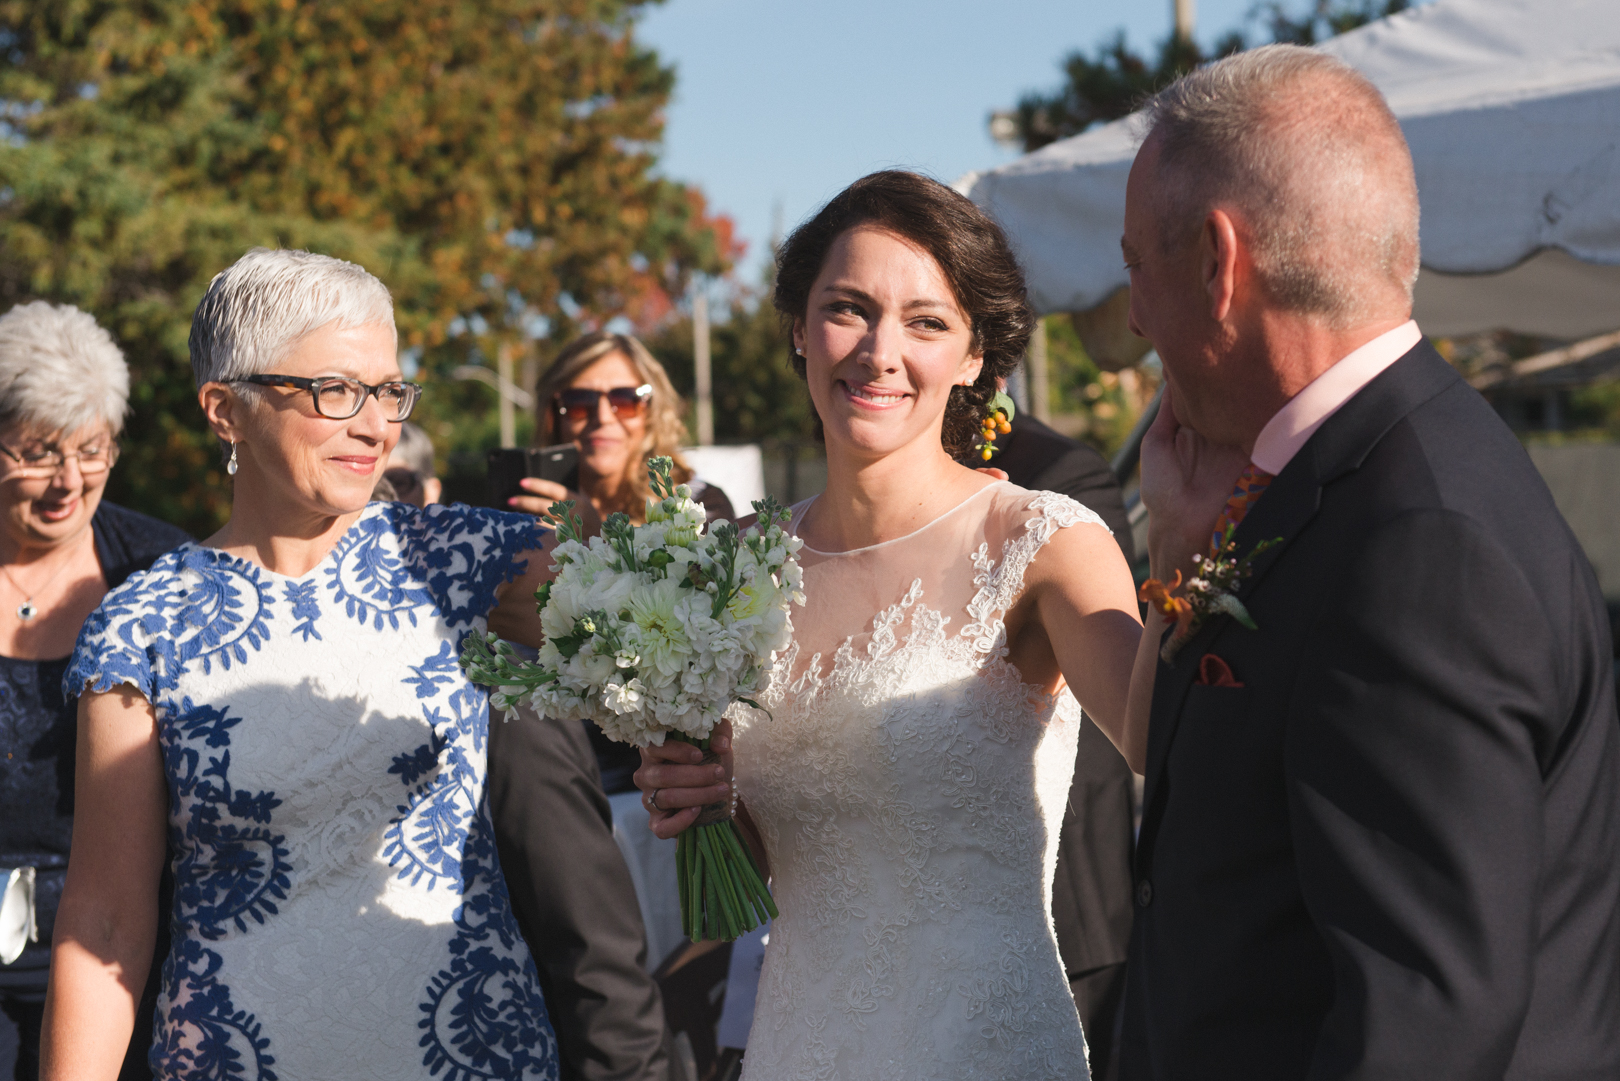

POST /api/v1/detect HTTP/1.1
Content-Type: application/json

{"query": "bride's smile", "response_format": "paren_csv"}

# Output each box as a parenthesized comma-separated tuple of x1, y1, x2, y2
(838, 380, 909, 408)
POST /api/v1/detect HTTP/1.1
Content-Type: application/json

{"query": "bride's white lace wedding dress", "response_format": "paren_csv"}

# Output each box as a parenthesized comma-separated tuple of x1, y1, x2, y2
(731, 481, 1101, 1081)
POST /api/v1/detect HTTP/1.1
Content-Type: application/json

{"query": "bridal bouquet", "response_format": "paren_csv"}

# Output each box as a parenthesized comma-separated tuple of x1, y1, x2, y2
(461, 457, 802, 940)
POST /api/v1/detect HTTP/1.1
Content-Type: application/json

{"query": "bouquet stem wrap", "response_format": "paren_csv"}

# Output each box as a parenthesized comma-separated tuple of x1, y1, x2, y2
(462, 456, 802, 941)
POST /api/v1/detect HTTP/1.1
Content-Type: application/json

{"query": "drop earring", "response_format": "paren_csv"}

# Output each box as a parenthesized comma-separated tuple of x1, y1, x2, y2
(226, 441, 239, 476)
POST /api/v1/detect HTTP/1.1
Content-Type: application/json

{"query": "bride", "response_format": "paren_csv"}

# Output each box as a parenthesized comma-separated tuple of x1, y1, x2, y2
(639, 171, 1150, 1080)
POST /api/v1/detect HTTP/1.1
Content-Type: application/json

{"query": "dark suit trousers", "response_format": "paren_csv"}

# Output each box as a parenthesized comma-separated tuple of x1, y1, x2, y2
(489, 704, 679, 1081)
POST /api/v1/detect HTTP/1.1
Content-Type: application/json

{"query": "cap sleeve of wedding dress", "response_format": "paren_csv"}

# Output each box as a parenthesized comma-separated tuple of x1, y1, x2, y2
(732, 482, 1106, 1081)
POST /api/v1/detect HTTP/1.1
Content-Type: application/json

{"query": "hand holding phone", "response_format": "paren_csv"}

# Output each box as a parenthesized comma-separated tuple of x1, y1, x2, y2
(488, 443, 599, 535)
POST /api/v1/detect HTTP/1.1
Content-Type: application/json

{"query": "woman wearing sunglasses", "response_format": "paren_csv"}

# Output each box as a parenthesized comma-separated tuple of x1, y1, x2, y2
(43, 249, 563, 1080)
(509, 331, 734, 535)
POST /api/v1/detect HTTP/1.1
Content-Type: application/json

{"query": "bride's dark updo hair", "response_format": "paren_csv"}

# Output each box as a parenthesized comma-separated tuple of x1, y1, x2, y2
(773, 170, 1036, 459)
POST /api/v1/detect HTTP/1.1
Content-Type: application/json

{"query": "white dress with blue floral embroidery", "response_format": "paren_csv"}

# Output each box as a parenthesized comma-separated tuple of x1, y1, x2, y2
(67, 501, 559, 1081)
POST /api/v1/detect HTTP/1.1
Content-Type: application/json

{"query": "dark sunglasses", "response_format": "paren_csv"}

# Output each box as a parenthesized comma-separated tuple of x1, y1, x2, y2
(553, 384, 652, 422)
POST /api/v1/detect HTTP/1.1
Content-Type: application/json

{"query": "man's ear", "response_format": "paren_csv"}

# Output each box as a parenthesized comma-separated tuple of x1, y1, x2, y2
(198, 382, 245, 444)
(1201, 209, 1241, 323)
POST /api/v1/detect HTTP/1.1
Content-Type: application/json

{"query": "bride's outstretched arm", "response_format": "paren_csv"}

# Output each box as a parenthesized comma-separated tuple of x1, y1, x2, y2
(1033, 389, 1248, 773)
(1027, 523, 1148, 771)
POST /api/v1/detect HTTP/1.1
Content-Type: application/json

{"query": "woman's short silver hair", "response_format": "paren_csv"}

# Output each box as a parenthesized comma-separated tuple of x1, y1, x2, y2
(189, 248, 397, 390)
(0, 301, 130, 437)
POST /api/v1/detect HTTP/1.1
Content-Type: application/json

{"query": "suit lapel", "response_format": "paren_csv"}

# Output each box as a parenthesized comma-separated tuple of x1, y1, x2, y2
(1137, 341, 1463, 850)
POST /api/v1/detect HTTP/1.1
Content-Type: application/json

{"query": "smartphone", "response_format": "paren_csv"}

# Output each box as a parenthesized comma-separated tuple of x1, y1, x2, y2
(486, 443, 580, 507)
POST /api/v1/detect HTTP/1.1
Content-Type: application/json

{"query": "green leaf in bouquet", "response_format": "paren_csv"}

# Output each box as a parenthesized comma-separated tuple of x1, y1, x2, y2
(736, 697, 774, 722)
(602, 512, 638, 570)
(648, 455, 676, 499)
(552, 612, 606, 660)
(533, 579, 552, 610)
(750, 494, 791, 529)
(543, 499, 587, 548)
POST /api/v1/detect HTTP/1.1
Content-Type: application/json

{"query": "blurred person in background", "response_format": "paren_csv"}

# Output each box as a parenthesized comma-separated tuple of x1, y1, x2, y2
(42, 248, 564, 1080)
(963, 402, 1137, 1080)
(509, 331, 733, 539)
(0, 301, 188, 1080)
(383, 421, 441, 507)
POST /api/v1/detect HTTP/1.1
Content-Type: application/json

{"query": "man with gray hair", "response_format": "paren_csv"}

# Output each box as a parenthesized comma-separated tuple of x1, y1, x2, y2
(1122, 45, 1619, 1079)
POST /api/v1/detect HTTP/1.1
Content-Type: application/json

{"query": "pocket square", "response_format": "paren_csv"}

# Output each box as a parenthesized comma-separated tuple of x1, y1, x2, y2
(1196, 654, 1243, 688)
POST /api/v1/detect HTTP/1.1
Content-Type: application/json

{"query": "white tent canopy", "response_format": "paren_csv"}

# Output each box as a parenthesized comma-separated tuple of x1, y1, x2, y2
(961, 0, 1620, 339)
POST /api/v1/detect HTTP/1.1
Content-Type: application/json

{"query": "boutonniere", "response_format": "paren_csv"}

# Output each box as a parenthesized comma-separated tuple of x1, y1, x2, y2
(1138, 527, 1283, 663)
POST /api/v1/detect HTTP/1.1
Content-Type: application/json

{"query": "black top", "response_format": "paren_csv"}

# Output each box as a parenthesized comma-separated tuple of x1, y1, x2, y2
(0, 502, 188, 993)
(1121, 343, 1620, 1079)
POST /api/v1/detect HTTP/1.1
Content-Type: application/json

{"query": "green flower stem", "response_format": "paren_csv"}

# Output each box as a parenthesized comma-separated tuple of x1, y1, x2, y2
(722, 829, 771, 920)
(708, 827, 748, 934)
(725, 826, 779, 920)
(703, 862, 724, 940)
(676, 830, 691, 934)
(686, 835, 705, 941)
(700, 826, 741, 937)
(719, 833, 768, 925)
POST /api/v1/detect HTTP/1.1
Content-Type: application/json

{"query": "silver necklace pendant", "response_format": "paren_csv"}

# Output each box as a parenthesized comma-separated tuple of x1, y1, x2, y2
(16, 601, 35, 621)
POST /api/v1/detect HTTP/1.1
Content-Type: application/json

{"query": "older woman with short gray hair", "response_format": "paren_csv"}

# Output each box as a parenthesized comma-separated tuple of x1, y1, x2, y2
(0, 301, 186, 1079)
(42, 249, 561, 1080)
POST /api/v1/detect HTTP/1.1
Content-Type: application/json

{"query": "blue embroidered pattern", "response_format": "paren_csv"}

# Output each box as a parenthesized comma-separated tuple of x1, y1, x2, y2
(281, 580, 322, 642)
(66, 503, 555, 1080)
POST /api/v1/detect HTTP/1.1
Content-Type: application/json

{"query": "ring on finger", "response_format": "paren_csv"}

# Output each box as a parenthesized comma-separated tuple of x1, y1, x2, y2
(650, 788, 663, 812)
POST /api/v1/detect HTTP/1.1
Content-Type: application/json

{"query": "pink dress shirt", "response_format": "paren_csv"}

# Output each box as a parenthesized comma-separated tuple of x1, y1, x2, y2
(1250, 321, 1424, 476)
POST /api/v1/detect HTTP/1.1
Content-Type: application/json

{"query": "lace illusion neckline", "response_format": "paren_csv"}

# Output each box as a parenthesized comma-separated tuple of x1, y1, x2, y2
(793, 481, 1007, 557)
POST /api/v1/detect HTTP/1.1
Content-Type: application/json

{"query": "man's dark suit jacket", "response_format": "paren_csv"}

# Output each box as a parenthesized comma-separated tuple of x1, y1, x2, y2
(489, 704, 680, 1081)
(1121, 342, 1620, 1080)
(973, 413, 1138, 1076)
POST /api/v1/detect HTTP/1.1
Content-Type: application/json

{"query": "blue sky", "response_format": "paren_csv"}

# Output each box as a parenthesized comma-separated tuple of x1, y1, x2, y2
(637, 0, 1292, 282)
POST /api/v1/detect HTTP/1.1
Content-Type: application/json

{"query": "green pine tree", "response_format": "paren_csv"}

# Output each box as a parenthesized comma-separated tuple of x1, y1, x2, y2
(0, 0, 734, 533)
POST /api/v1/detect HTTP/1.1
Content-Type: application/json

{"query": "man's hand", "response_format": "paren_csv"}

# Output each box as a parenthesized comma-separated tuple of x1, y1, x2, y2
(1139, 385, 1249, 580)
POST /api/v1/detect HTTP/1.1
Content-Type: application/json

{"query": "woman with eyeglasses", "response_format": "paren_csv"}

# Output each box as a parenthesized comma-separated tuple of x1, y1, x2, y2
(42, 249, 562, 1080)
(0, 301, 188, 1081)
(508, 331, 734, 537)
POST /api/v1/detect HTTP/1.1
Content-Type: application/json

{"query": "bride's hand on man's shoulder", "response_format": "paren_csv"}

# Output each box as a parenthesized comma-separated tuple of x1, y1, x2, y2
(635, 718, 735, 839)
(1139, 385, 1248, 574)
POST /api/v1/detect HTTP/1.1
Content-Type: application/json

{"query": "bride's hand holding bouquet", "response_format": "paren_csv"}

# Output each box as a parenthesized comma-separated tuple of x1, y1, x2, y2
(460, 456, 803, 940)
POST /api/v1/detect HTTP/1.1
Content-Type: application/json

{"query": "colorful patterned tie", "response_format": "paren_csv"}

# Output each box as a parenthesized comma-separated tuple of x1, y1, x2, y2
(1209, 463, 1275, 555)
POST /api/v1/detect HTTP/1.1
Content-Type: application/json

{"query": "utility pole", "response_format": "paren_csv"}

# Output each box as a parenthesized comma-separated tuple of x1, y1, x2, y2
(1174, 0, 1195, 42)
(693, 283, 714, 445)
(452, 349, 532, 447)
(1030, 318, 1050, 423)
(496, 342, 516, 448)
